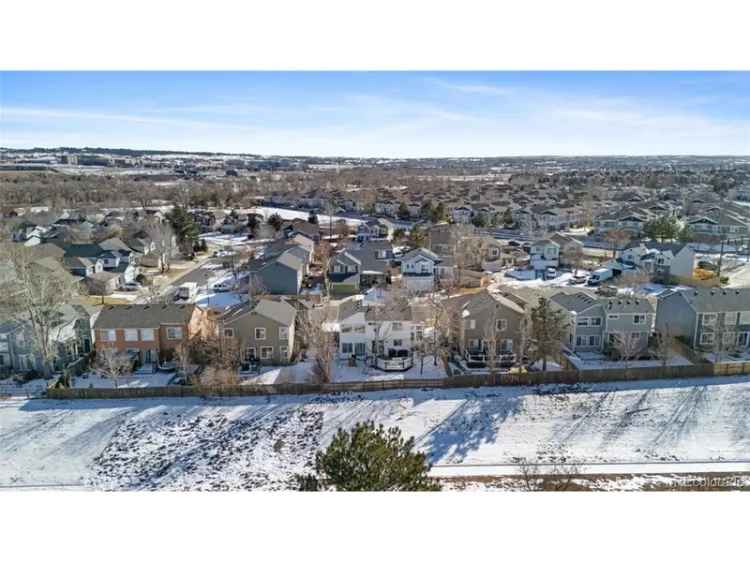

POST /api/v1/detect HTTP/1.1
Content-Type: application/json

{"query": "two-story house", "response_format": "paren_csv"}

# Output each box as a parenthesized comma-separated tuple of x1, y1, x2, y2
(620, 241, 696, 280)
(0, 304, 93, 375)
(93, 303, 210, 366)
(328, 248, 389, 296)
(447, 289, 533, 368)
(400, 247, 444, 292)
(656, 288, 750, 353)
(336, 297, 426, 371)
(219, 298, 297, 366)
(551, 292, 655, 357)
(529, 239, 560, 273)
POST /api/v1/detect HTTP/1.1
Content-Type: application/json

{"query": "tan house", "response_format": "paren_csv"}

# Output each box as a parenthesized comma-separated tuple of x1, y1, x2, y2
(219, 298, 297, 365)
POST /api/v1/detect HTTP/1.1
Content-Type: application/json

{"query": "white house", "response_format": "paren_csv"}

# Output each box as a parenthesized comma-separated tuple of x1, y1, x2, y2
(400, 247, 443, 292)
(529, 239, 560, 271)
(336, 298, 426, 371)
(620, 242, 695, 279)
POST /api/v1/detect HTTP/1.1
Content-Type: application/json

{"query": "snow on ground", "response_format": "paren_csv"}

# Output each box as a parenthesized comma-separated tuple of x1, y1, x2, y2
(566, 352, 693, 370)
(0, 378, 49, 398)
(249, 206, 364, 226)
(3, 374, 750, 489)
(71, 373, 177, 389)
(243, 358, 447, 385)
(500, 270, 579, 289)
(195, 291, 246, 311)
(703, 350, 750, 364)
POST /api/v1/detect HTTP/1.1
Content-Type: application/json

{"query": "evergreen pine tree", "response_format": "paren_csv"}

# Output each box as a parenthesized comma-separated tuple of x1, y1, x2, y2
(530, 297, 567, 372)
(299, 422, 440, 491)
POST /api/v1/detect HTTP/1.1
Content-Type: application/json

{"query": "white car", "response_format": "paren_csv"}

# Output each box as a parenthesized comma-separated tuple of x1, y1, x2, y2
(545, 267, 558, 279)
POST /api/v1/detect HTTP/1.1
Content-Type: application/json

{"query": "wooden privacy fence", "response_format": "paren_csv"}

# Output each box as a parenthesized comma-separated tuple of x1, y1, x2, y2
(44, 361, 750, 400)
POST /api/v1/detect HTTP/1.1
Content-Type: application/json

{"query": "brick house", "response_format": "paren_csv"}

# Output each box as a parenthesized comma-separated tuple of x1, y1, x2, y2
(93, 303, 211, 365)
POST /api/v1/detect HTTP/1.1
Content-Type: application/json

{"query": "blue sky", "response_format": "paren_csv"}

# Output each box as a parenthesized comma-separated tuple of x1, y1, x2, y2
(1, 71, 748, 157)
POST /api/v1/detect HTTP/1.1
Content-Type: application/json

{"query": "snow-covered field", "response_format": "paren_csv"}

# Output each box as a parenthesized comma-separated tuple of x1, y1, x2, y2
(2, 375, 750, 490)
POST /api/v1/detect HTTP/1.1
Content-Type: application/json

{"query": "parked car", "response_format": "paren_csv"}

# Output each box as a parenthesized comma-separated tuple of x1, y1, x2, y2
(121, 282, 141, 292)
(545, 266, 558, 279)
(596, 285, 618, 297)
(570, 272, 588, 285)
(213, 249, 235, 258)
(697, 260, 717, 271)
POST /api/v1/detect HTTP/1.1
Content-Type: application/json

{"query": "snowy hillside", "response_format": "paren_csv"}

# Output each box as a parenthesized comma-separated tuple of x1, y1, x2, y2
(2, 375, 750, 490)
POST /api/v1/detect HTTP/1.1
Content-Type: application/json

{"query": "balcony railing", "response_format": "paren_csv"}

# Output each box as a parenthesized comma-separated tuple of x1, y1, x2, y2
(375, 356, 413, 371)
(464, 350, 516, 367)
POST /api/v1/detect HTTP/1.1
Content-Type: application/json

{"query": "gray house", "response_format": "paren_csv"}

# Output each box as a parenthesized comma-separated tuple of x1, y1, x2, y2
(656, 288, 750, 352)
(0, 304, 93, 375)
(220, 298, 297, 365)
(248, 251, 305, 295)
(551, 291, 655, 356)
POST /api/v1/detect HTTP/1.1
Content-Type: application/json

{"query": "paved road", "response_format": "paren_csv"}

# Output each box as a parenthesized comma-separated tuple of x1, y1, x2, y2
(431, 459, 750, 478)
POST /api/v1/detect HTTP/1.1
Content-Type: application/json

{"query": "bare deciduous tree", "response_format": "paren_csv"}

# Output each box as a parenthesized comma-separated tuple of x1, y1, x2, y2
(95, 347, 132, 388)
(514, 452, 583, 491)
(0, 243, 79, 375)
(145, 220, 177, 273)
(562, 244, 585, 277)
(653, 324, 675, 370)
(298, 307, 336, 384)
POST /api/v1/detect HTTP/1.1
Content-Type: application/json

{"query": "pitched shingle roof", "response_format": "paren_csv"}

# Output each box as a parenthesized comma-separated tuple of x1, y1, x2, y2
(94, 304, 197, 329)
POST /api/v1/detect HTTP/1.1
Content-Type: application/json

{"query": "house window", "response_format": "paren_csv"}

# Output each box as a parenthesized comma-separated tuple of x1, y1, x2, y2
(724, 312, 738, 326)
(468, 339, 480, 350)
(141, 328, 155, 342)
(702, 313, 717, 326)
(576, 336, 584, 346)
(739, 312, 750, 324)
(124, 329, 139, 342)
(591, 318, 602, 327)
(700, 332, 715, 345)
(100, 329, 117, 342)
(465, 319, 476, 330)
(224, 328, 235, 338)
(577, 318, 589, 327)
(633, 315, 646, 325)
(392, 322, 403, 331)
(342, 343, 353, 354)
(608, 315, 619, 320)
(496, 319, 508, 331)
(392, 339, 403, 347)
(501, 339, 513, 353)
(589, 335, 600, 347)
(279, 327, 289, 340)
(244, 347, 256, 361)
(415, 327, 424, 340)
(166, 327, 183, 340)
(255, 327, 266, 340)
(280, 346, 288, 357)
(355, 326, 365, 333)
(341, 326, 352, 333)
(260, 346, 273, 360)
